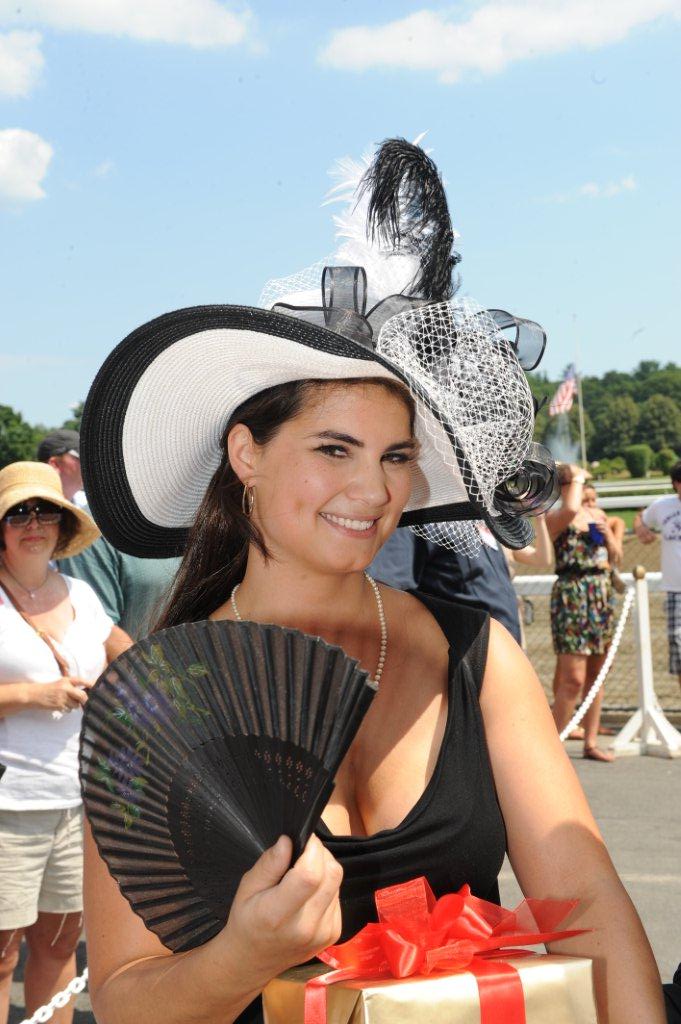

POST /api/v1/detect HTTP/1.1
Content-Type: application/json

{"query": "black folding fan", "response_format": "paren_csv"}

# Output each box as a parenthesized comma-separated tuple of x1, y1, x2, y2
(79, 619, 375, 952)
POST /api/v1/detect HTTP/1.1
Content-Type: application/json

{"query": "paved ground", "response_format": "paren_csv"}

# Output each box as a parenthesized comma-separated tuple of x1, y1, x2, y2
(10, 742, 681, 1022)
(499, 740, 681, 983)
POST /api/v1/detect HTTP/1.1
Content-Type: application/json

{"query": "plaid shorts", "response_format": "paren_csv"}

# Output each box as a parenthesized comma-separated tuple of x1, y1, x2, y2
(665, 592, 681, 675)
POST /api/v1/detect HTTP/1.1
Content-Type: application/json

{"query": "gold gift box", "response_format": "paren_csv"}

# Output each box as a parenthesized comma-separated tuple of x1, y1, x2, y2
(263, 954, 597, 1024)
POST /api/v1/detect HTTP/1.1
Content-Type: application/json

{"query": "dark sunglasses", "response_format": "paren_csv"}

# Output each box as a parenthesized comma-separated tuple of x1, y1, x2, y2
(3, 501, 64, 527)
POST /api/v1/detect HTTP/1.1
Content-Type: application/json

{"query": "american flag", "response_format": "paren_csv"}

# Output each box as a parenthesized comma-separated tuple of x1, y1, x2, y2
(548, 364, 577, 416)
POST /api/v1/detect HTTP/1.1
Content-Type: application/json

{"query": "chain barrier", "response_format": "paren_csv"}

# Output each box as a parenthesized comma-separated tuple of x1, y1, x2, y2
(558, 586, 636, 742)
(18, 968, 88, 1024)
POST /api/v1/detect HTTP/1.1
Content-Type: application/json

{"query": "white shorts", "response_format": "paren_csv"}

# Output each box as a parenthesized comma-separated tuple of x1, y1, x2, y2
(0, 806, 83, 931)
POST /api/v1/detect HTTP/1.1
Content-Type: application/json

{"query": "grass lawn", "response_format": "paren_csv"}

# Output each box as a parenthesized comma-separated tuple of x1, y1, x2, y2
(612, 508, 638, 529)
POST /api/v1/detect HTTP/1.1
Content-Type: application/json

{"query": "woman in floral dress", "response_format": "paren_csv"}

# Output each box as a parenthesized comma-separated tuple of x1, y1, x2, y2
(548, 464, 622, 761)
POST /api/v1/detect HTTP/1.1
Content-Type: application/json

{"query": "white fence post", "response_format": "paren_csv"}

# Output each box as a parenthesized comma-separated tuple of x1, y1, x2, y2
(610, 566, 681, 758)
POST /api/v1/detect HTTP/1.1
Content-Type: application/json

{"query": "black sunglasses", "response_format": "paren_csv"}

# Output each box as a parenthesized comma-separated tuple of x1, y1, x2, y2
(3, 501, 64, 528)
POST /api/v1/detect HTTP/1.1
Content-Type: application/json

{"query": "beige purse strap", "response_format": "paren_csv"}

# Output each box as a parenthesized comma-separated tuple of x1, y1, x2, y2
(1, 582, 71, 678)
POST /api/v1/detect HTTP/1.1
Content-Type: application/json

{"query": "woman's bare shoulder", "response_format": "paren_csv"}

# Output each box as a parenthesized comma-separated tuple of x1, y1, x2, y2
(377, 585, 450, 684)
(378, 583, 425, 618)
(377, 584, 447, 646)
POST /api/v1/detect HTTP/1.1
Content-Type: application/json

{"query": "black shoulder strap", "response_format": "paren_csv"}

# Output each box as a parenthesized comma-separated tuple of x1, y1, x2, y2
(412, 590, 490, 691)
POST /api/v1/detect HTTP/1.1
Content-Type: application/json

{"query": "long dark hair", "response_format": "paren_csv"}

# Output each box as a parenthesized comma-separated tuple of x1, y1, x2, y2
(155, 377, 415, 629)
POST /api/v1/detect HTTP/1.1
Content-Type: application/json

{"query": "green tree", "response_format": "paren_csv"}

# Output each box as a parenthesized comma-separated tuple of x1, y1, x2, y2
(635, 394, 681, 452)
(0, 405, 42, 469)
(624, 443, 654, 478)
(655, 447, 679, 475)
(591, 459, 611, 480)
(62, 401, 84, 432)
(636, 368, 681, 407)
(594, 369, 636, 400)
(633, 360, 661, 381)
(526, 371, 554, 447)
(590, 395, 640, 459)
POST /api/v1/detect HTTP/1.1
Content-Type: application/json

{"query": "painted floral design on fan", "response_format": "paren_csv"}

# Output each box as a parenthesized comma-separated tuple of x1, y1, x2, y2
(107, 644, 210, 758)
(93, 748, 148, 830)
(99, 646, 212, 827)
(138, 643, 211, 719)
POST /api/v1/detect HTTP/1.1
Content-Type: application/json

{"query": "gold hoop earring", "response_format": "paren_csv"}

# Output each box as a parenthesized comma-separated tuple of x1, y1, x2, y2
(242, 484, 255, 518)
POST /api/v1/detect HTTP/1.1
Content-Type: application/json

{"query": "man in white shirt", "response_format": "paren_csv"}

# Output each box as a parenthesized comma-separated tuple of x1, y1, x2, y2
(634, 461, 681, 690)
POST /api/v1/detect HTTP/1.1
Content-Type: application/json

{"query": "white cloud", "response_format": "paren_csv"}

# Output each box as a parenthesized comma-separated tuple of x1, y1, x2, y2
(319, 1, 681, 82)
(94, 158, 114, 177)
(543, 175, 637, 203)
(579, 175, 637, 198)
(0, 128, 53, 201)
(0, 0, 252, 49)
(0, 30, 43, 97)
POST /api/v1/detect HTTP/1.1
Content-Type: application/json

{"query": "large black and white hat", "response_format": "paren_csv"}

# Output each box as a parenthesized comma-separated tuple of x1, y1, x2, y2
(80, 139, 557, 558)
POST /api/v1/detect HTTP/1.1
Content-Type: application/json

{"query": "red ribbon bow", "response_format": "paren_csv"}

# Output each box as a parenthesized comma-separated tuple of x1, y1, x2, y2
(304, 877, 585, 1024)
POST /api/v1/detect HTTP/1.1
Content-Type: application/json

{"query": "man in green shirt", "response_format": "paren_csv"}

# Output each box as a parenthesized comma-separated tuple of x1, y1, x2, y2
(38, 430, 181, 639)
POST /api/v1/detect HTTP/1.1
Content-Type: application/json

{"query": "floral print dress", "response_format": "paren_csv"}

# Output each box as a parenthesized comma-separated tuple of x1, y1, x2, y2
(550, 524, 615, 655)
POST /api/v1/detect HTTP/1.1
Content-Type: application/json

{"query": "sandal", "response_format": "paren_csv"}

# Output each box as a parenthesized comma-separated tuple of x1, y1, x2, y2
(583, 746, 615, 763)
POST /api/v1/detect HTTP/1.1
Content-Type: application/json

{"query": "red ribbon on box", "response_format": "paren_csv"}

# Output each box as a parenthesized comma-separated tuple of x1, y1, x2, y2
(304, 877, 586, 1024)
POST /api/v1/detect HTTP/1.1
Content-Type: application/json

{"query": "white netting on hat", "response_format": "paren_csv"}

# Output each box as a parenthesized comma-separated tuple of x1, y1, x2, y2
(411, 519, 483, 555)
(376, 298, 535, 522)
(258, 258, 335, 310)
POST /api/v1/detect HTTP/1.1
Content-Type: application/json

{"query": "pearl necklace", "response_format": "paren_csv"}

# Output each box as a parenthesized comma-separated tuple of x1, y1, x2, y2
(0, 561, 50, 602)
(230, 571, 388, 687)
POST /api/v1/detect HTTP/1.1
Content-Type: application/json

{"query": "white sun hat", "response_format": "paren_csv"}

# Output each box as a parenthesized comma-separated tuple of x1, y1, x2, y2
(80, 139, 556, 558)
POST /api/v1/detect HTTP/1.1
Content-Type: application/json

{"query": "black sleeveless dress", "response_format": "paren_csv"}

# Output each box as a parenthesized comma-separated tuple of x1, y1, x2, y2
(236, 594, 507, 1024)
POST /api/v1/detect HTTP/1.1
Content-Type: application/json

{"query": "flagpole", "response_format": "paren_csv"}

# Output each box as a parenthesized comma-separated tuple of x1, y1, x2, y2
(576, 367, 587, 470)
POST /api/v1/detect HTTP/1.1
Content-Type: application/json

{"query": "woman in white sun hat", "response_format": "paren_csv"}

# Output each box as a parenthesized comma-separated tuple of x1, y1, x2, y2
(0, 461, 131, 1024)
(80, 140, 664, 1024)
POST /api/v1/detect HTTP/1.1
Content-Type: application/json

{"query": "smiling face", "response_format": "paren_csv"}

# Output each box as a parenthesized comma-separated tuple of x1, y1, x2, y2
(0, 498, 61, 565)
(230, 382, 417, 576)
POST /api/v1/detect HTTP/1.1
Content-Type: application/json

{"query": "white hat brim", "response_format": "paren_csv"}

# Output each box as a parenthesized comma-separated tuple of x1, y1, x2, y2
(81, 305, 484, 558)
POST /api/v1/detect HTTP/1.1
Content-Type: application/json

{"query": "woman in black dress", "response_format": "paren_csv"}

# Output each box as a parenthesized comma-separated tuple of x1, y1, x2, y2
(81, 377, 663, 1024)
(80, 142, 664, 1024)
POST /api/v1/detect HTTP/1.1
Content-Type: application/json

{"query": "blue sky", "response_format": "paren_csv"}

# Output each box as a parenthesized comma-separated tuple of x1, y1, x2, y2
(1, 1, 680, 427)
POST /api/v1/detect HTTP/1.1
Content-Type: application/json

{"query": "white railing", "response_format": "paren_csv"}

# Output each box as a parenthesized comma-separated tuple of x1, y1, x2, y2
(514, 570, 663, 595)
(597, 495, 669, 510)
(596, 479, 672, 493)
(610, 569, 681, 758)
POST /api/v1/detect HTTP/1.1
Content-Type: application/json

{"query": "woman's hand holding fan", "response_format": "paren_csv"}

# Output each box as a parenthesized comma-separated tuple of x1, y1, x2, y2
(79, 619, 374, 953)
(216, 833, 343, 990)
